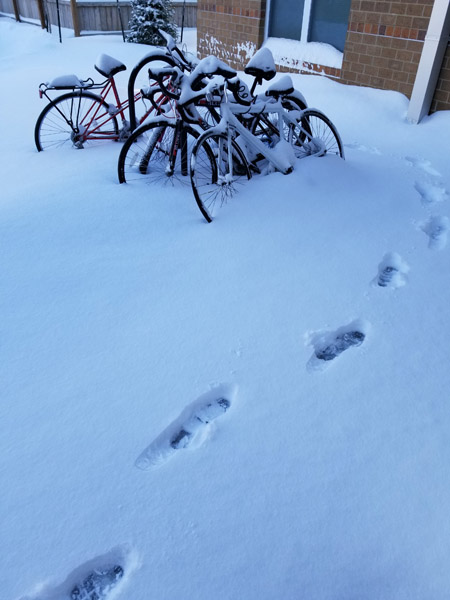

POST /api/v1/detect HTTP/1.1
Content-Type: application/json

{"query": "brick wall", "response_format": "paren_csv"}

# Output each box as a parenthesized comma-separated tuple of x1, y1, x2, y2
(197, 0, 343, 76)
(431, 43, 450, 112)
(341, 1, 433, 98)
(197, 0, 450, 113)
(197, 0, 267, 70)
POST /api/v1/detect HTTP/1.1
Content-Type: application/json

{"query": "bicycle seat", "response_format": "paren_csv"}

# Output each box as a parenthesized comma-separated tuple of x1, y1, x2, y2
(265, 75, 295, 97)
(244, 48, 276, 81)
(95, 54, 127, 78)
(190, 56, 237, 80)
(189, 56, 237, 91)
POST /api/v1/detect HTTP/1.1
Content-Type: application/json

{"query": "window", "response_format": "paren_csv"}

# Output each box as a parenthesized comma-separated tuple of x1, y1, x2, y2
(266, 0, 351, 52)
(267, 0, 305, 41)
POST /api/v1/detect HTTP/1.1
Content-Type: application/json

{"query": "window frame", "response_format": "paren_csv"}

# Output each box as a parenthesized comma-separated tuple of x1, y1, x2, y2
(264, 0, 349, 52)
(264, 0, 314, 42)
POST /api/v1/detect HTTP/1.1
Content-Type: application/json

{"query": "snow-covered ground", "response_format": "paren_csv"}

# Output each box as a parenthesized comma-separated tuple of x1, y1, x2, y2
(2, 17, 450, 600)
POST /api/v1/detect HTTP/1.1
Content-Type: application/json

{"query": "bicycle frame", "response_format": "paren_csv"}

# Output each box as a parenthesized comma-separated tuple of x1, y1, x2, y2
(95, 76, 128, 122)
(211, 94, 303, 176)
(39, 76, 170, 144)
(88, 77, 170, 137)
(76, 80, 126, 141)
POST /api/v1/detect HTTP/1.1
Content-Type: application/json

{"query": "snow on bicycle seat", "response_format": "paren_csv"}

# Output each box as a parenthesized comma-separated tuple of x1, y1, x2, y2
(95, 54, 127, 78)
(47, 74, 85, 88)
(244, 47, 276, 81)
(190, 56, 237, 81)
(265, 75, 295, 97)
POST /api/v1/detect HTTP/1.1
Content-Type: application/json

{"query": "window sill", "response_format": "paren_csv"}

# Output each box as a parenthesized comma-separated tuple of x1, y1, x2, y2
(264, 37, 343, 71)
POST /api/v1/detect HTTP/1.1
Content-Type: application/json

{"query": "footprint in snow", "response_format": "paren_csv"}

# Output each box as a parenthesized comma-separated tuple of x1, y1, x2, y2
(405, 156, 441, 178)
(19, 545, 134, 600)
(70, 566, 124, 600)
(414, 180, 448, 206)
(373, 252, 409, 288)
(306, 319, 370, 371)
(135, 384, 236, 470)
(420, 216, 449, 250)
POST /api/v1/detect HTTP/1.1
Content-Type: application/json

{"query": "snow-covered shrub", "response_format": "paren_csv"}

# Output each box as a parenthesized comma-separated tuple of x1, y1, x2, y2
(126, 0, 177, 46)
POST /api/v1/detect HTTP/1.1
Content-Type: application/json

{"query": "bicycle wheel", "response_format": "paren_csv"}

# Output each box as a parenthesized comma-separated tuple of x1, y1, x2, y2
(117, 119, 199, 185)
(190, 131, 251, 223)
(289, 108, 344, 159)
(34, 92, 119, 151)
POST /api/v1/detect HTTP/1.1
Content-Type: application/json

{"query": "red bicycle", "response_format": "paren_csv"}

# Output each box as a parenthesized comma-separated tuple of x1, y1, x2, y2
(34, 33, 196, 151)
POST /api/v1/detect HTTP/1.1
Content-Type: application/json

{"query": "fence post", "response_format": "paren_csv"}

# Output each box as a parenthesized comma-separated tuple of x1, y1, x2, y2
(70, 0, 81, 36)
(36, 0, 46, 28)
(11, 0, 21, 21)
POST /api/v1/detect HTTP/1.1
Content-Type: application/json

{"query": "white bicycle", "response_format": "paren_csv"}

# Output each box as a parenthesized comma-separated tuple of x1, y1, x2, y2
(189, 75, 344, 222)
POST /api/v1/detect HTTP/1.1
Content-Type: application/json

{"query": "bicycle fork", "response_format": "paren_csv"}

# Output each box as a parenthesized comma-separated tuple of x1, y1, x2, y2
(166, 121, 188, 177)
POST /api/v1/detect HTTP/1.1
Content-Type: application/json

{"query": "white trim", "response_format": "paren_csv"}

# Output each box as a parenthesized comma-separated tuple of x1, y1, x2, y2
(301, 0, 313, 42)
(407, 0, 450, 123)
(264, 0, 271, 40)
(264, 0, 311, 43)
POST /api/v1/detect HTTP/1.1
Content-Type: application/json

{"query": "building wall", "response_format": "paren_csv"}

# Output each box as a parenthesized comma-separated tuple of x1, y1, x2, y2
(340, 0, 433, 99)
(197, 0, 450, 113)
(197, 0, 266, 69)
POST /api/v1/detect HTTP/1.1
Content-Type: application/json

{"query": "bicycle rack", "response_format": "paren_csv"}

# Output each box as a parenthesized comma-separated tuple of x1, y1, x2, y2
(127, 51, 173, 133)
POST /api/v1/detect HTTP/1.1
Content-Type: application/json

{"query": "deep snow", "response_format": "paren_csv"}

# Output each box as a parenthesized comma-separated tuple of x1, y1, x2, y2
(1, 18, 450, 600)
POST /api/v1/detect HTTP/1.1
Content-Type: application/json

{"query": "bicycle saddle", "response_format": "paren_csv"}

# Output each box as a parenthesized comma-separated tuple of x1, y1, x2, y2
(189, 56, 237, 91)
(244, 47, 276, 81)
(265, 75, 295, 97)
(95, 54, 127, 78)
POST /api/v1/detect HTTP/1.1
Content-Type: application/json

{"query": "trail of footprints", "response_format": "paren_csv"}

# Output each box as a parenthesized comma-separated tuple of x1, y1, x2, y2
(408, 155, 449, 250)
(22, 388, 235, 600)
(21, 153, 449, 600)
(306, 152, 449, 370)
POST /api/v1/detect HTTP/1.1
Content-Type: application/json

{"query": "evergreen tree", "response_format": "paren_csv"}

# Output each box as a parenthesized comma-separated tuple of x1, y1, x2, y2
(126, 0, 177, 46)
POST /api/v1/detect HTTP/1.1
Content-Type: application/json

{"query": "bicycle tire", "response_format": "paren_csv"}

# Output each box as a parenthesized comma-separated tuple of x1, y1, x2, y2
(292, 108, 344, 159)
(117, 119, 200, 186)
(34, 91, 119, 151)
(190, 131, 251, 223)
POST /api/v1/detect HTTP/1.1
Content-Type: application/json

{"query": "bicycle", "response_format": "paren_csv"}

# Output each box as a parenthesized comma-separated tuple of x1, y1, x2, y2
(117, 57, 238, 187)
(34, 31, 196, 152)
(189, 77, 344, 222)
(117, 50, 309, 188)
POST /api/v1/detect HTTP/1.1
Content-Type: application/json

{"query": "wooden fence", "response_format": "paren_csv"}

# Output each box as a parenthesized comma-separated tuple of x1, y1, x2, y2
(0, 0, 196, 35)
